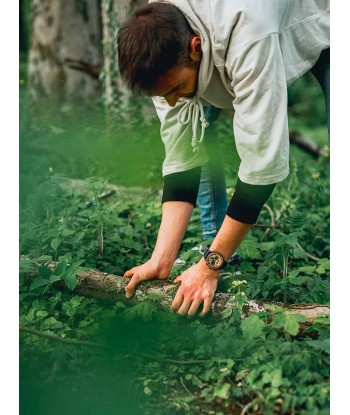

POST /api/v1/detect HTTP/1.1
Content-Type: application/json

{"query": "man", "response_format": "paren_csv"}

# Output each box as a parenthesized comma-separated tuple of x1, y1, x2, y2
(117, 0, 330, 317)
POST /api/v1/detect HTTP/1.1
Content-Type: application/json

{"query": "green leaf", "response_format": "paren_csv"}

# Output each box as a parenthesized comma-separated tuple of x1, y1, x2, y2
(241, 314, 265, 338)
(35, 310, 48, 318)
(19, 260, 35, 274)
(237, 239, 262, 260)
(65, 272, 78, 291)
(264, 304, 285, 313)
(222, 308, 233, 319)
(271, 313, 286, 329)
(70, 296, 84, 307)
(61, 229, 75, 236)
(36, 255, 53, 262)
(144, 294, 163, 301)
(143, 386, 152, 396)
(30, 274, 61, 291)
(38, 265, 52, 279)
(214, 382, 231, 399)
(286, 272, 304, 285)
(40, 317, 64, 330)
(305, 339, 330, 354)
(288, 269, 301, 279)
(274, 231, 304, 249)
(55, 260, 67, 276)
(316, 258, 330, 275)
(262, 368, 282, 388)
(292, 247, 308, 260)
(238, 261, 256, 273)
(283, 314, 308, 336)
(51, 238, 62, 252)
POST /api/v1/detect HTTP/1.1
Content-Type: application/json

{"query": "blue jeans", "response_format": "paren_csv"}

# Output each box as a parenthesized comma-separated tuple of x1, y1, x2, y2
(197, 107, 227, 240)
(197, 48, 330, 240)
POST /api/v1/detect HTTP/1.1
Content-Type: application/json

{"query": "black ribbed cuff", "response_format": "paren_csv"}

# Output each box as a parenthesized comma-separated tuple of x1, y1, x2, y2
(162, 167, 201, 207)
(227, 178, 276, 224)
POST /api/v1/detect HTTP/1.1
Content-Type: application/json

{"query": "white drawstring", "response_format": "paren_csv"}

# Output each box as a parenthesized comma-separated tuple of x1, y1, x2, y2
(177, 97, 209, 152)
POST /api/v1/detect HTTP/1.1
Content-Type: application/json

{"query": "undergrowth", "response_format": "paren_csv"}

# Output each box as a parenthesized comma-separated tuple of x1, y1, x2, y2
(19, 155, 330, 414)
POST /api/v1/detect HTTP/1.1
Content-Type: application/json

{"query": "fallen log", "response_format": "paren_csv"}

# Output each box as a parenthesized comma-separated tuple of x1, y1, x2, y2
(23, 260, 329, 324)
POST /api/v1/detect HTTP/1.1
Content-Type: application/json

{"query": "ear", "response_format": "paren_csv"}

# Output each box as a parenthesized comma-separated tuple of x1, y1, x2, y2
(189, 36, 202, 62)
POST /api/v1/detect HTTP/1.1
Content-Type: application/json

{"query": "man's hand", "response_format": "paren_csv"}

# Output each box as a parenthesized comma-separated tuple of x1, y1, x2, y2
(171, 259, 220, 318)
(123, 259, 169, 298)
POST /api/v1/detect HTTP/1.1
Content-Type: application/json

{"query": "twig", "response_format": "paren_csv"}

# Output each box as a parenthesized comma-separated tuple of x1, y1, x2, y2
(20, 326, 213, 365)
(259, 204, 320, 262)
(180, 376, 197, 398)
(289, 129, 328, 159)
(240, 397, 259, 415)
(258, 204, 277, 240)
(263, 204, 276, 227)
(253, 224, 280, 229)
(82, 189, 117, 209)
(20, 326, 107, 348)
(295, 243, 320, 262)
(125, 352, 210, 365)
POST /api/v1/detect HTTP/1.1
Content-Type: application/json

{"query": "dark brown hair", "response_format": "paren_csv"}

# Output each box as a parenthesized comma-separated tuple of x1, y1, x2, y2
(117, 2, 195, 95)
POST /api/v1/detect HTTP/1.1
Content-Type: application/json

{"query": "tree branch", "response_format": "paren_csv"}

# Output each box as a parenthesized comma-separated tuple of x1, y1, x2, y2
(23, 260, 330, 325)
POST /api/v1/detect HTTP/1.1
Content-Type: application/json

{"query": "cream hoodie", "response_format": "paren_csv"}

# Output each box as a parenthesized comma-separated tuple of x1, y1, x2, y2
(150, 0, 330, 185)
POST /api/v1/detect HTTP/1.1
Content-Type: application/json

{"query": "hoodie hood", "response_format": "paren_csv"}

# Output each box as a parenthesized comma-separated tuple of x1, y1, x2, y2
(149, 0, 214, 97)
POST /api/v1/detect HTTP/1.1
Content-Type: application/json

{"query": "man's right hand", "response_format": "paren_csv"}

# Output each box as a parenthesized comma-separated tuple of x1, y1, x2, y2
(123, 259, 170, 298)
(123, 201, 194, 299)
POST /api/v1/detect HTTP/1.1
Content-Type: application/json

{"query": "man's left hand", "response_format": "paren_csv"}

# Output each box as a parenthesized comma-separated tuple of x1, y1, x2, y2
(171, 259, 220, 317)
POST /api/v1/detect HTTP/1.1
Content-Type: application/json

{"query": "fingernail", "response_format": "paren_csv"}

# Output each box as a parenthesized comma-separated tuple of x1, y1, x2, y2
(125, 292, 132, 299)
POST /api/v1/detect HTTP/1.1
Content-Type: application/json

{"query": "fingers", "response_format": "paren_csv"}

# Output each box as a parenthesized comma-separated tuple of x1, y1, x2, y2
(187, 298, 203, 318)
(199, 296, 213, 318)
(172, 284, 212, 317)
(171, 288, 184, 312)
(176, 298, 192, 316)
(123, 267, 136, 278)
(125, 274, 141, 299)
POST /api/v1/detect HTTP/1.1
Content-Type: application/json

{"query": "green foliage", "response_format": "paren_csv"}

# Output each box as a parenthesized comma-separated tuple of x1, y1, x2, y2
(19, 164, 330, 414)
(19, 71, 329, 414)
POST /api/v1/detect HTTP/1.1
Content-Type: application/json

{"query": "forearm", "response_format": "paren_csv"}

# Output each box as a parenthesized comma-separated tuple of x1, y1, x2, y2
(151, 201, 193, 275)
(209, 215, 252, 261)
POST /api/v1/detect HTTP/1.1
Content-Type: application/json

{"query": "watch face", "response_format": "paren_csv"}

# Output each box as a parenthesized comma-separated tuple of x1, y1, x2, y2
(206, 252, 224, 270)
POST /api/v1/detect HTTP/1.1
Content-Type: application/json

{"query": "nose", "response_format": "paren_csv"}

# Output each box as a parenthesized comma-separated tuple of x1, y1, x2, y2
(164, 94, 179, 107)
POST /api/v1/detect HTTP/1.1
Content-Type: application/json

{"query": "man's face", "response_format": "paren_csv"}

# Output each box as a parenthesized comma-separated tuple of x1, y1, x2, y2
(151, 64, 200, 107)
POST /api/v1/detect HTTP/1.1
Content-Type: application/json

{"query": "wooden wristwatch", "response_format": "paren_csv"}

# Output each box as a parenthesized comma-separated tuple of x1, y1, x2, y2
(203, 249, 228, 270)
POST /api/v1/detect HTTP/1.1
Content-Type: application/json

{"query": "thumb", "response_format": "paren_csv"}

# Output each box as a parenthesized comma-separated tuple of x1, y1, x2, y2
(125, 274, 141, 299)
(173, 276, 182, 284)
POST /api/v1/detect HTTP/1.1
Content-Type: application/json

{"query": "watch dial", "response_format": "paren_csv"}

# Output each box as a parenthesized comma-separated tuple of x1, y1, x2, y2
(207, 253, 224, 269)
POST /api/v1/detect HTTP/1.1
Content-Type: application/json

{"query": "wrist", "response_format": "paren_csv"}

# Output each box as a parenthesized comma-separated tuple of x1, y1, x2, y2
(151, 252, 174, 277)
(198, 258, 221, 278)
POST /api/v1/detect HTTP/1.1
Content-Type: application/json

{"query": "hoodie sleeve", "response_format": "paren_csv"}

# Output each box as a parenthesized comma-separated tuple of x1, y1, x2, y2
(226, 33, 290, 185)
(152, 96, 209, 177)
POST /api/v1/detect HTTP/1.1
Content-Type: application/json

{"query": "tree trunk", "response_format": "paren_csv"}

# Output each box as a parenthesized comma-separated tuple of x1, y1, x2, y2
(25, 260, 330, 325)
(27, 0, 103, 101)
(101, 0, 152, 118)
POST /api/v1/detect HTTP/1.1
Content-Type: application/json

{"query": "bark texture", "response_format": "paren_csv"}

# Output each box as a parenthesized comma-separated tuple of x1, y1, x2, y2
(27, 0, 103, 100)
(27, 260, 330, 324)
(101, 0, 143, 111)
(101, 0, 156, 120)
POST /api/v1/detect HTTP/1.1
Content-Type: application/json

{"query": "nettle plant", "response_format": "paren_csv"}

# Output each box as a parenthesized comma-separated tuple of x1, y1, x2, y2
(19, 162, 329, 415)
